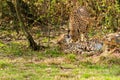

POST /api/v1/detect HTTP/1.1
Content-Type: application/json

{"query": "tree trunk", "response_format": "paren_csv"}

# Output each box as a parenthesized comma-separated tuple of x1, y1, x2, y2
(14, 0, 38, 50)
(6, 0, 19, 34)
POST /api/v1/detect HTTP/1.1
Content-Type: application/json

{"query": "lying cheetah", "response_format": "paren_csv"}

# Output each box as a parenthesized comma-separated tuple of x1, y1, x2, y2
(57, 33, 103, 53)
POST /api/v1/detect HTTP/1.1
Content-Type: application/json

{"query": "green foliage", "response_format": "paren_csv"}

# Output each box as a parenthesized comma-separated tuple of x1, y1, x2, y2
(0, 41, 33, 56)
(44, 48, 62, 57)
(0, 60, 11, 69)
(0, 42, 5, 47)
(35, 0, 70, 26)
(33, 0, 118, 34)
(0, 43, 23, 56)
(2, 0, 119, 35)
(66, 53, 76, 62)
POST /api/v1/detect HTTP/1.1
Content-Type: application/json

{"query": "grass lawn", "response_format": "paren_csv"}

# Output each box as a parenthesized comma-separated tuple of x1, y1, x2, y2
(0, 53, 120, 80)
(0, 38, 120, 80)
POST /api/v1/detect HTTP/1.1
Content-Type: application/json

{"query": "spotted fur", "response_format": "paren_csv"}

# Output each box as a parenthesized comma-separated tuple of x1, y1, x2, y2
(69, 6, 93, 42)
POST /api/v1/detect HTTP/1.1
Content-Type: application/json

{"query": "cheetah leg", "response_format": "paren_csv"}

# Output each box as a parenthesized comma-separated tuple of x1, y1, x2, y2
(85, 33, 89, 41)
(81, 33, 84, 41)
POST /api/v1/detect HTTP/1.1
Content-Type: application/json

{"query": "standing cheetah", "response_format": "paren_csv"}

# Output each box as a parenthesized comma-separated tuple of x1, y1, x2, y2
(69, 6, 94, 42)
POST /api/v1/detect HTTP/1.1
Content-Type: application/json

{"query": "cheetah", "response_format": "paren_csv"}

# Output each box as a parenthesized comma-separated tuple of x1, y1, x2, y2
(69, 6, 94, 42)
(57, 32, 103, 52)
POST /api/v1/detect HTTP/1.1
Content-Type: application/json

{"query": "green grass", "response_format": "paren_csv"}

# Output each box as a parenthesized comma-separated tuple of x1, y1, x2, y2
(0, 58, 120, 80)
(0, 42, 120, 80)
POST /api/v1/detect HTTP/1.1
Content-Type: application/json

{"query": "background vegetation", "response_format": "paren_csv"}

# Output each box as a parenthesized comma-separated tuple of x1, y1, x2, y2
(1, 0, 120, 32)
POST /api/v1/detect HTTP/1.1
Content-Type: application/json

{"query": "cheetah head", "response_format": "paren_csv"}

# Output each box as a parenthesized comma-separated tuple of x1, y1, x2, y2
(57, 33, 73, 46)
